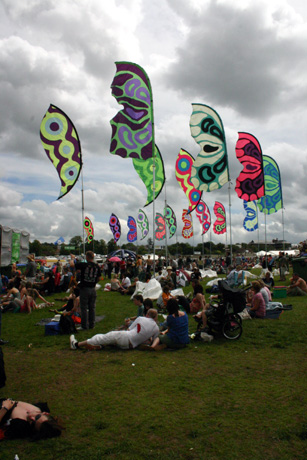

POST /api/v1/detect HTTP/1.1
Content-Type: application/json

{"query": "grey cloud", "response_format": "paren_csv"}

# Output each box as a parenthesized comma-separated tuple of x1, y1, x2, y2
(165, 1, 307, 118)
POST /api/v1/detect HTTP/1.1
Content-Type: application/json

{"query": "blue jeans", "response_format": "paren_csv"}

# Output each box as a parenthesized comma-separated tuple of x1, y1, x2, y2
(80, 287, 97, 329)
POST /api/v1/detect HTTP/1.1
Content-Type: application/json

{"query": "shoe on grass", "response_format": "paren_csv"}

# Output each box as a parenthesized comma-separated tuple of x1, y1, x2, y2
(70, 335, 77, 350)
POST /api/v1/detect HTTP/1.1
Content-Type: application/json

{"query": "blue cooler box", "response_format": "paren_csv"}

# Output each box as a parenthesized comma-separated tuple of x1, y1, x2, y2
(45, 321, 61, 336)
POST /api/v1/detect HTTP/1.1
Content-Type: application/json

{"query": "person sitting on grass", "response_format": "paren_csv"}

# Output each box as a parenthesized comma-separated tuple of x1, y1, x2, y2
(246, 281, 266, 318)
(110, 273, 121, 291)
(0, 282, 21, 312)
(25, 281, 52, 308)
(287, 273, 307, 296)
(70, 308, 159, 351)
(262, 271, 275, 289)
(0, 398, 63, 441)
(120, 294, 145, 330)
(162, 285, 174, 311)
(50, 286, 81, 324)
(118, 272, 131, 295)
(142, 298, 190, 351)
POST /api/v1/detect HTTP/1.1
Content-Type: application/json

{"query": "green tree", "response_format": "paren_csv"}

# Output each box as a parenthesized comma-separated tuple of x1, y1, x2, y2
(107, 240, 117, 254)
(29, 239, 41, 256)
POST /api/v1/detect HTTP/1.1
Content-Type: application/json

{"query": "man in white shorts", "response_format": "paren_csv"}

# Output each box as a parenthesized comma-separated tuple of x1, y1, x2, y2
(70, 309, 159, 351)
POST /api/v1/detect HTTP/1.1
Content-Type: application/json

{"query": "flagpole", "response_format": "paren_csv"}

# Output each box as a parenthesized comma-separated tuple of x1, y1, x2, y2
(228, 181, 233, 266)
(81, 169, 85, 257)
(257, 205, 260, 252)
(164, 182, 168, 265)
(282, 207, 285, 251)
(152, 158, 156, 274)
(264, 196, 267, 265)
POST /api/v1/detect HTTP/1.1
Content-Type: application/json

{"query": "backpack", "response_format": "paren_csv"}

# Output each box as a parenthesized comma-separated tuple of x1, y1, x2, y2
(59, 315, 77, 334)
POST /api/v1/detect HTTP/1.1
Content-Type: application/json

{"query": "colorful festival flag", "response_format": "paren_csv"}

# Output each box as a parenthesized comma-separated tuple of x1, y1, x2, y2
(110, 61, 165, 206)
(182, 209, 193, 239)
(109, 213, 121, 243)
(164, 204, 177, 239)
(189, 104, 229, 192)
(136, 209, 149, 240)
(175, 149, 202, 212)
(155, 213, 166, 240)
(195, 200, 211, 235)
(40, 104, 82, 199)
(83, 217, 94, 242)
(235, 132, 265, 202)
(127, 216, 137, 243)
(243, 201, 258, 232)
(257, 156, 283, 214)
(213, 202, 226, 235)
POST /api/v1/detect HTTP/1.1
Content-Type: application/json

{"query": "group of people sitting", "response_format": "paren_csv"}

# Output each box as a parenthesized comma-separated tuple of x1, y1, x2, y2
(0, 280, 52, 314)
(70, 293, 190, 352)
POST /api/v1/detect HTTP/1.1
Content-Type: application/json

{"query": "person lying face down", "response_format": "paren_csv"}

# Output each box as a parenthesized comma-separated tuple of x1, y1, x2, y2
(70, 309, 159, 351)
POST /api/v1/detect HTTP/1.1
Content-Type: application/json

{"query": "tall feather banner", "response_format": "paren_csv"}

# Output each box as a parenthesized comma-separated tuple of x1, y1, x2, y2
(127, 216, 137, 243)
(83, 217, 94, 242)
(155, 213, 166, 241)
(243, 200, 258, 232)
(213, 202, 226, 235)
(182, 209, 193, 239)
(164, 204, 177, 238)
(189, 104, 229, 192)
(195, 200, 211, 235)
(109, 213, 121, 243)
(110, 61, 165, 206)
(257, 156, 283, 214)
(40, 104, 82, 199)
(235, 132, 265, 201)
(175, 149, 202, 212)
(136, 209, 149, 240)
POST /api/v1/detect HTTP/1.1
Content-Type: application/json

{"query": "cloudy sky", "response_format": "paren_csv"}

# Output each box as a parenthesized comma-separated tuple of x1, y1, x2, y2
(1, 0, 307, 249)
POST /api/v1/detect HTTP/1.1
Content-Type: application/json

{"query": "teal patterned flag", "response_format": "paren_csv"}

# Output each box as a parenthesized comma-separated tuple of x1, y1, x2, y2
(189, 103, 229, 192)
(164, 204, 177, 238)
(257, 156, 283, 214)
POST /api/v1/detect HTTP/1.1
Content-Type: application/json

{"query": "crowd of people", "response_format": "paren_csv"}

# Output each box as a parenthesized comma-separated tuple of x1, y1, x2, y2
(0, 248, 304, 442)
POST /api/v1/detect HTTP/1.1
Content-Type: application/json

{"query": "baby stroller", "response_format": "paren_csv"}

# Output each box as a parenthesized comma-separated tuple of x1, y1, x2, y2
(196, 280, 247, 340)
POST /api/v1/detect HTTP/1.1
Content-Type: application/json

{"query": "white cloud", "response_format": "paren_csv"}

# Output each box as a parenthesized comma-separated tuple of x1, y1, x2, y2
(0, 0, 306, 248)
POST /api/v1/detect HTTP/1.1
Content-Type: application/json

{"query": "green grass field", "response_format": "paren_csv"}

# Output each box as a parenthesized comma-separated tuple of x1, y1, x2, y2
(1, 272, 306, 460)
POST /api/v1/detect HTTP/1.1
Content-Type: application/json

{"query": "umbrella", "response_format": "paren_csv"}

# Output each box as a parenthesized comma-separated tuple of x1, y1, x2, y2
(109, 256, 121, 262)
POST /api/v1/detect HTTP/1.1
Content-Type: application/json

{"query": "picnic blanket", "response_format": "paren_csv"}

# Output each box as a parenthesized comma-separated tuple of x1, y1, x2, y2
(36, 315, 105, 326)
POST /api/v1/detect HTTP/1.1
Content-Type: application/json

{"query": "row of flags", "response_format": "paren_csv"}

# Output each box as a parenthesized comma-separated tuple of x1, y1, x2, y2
(39, 61, 283, 243)
(82, 201, 226, 244)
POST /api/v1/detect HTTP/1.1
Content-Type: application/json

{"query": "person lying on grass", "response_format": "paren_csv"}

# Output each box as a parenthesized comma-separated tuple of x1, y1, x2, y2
(70, 308, 159, 351)
(141, 299, 190, 351)
(0, 398, 63, 441)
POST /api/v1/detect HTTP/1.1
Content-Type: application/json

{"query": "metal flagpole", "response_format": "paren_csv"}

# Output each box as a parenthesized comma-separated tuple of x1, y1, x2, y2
(152, 158, 156, 274)
(282, 207, 285, 251)
(228, 181, 233, 266)
(81, 169, 85, 258)
(257, 205, 260, 252)
(264, 196, 267, 265)
(164, 182, 168, 265)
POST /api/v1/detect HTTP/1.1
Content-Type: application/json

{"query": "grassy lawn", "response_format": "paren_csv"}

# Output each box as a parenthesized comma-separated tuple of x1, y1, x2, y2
(1, 272, 306, 460)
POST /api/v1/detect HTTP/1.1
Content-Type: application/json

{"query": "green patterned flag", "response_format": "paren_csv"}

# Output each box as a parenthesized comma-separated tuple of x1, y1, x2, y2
(110, 62, 165, 206)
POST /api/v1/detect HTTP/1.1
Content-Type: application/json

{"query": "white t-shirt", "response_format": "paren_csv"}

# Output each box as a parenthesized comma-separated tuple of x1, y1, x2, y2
(127, 317, 159, 348)
(122, 277, 131, 288)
